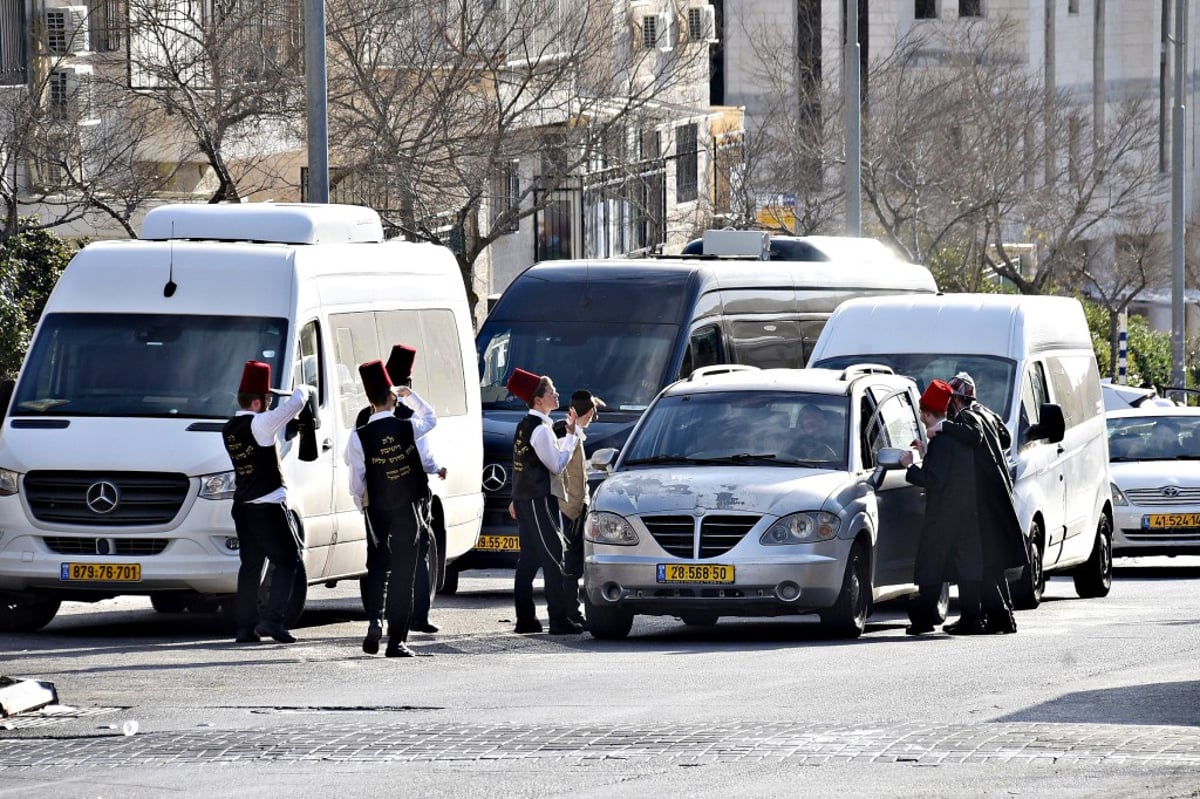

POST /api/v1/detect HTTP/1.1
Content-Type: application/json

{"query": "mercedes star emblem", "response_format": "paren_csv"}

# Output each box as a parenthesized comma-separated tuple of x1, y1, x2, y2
(482, 463, 508, 493)
(86, 480, 120, 515)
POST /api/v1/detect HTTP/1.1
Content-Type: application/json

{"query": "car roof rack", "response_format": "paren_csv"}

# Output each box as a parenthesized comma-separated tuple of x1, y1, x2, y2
(687, 364, 760, 381)
(839, 364, 895, 380)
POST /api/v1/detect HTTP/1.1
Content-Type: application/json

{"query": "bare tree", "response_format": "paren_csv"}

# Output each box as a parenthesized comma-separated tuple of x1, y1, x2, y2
(324, 0, 715, 317)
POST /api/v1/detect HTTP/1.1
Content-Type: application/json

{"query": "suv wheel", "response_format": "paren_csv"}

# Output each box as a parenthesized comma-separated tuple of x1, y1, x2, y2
(819, 543, 869, 638)
(584, 596, 633, 640)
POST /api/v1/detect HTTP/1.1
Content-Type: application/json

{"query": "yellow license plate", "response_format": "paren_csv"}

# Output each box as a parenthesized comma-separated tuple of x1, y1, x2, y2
(1146, 513, 1200, 529)
(475, 534, 520, 552)
(60, 562, 142, 582)
(657, 563, 735, 584)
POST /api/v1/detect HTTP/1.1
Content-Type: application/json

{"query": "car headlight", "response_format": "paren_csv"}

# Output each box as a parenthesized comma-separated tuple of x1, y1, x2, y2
(198, 471, 237, 500)
(1110, 482, 1129, 507)
(0, 468, 19, 497)
(761, 511, 841, 544)
(585, 511, 639, 545)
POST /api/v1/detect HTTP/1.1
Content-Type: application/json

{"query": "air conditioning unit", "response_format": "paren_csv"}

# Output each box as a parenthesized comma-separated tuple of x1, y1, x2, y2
(46, 5, 91, 56)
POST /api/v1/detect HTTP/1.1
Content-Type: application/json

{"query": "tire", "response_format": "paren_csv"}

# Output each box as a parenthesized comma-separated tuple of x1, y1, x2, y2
(424, 529, 442, 608)
(1073, 514, 1113, 599)
(150, 593, 190, 614)
(584, 596, 633, 640)
(0, 595, 61, 632)
(438, 566, 460, 596)
(1010, 519, 1044, 610)
(679, 611, 719, 627)
(819, 543, 870, 638)
(259, 559, 308, 627)
(906, 582, 950, 626)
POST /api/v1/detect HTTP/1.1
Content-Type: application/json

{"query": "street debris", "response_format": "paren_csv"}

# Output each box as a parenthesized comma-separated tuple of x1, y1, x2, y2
(0, 676, 58, 718)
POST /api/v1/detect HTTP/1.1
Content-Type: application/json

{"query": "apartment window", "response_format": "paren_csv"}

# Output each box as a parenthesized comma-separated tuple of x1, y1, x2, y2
(915, 0, 937, 19)
(0, 0, 26, 85)
(959, 0, 982, 16)
(675, 123, 698, 203)
(490, 160, 520, 234)
(642, 14, 657, 48)
(89, 0, 123, 52)
(1068, 0, 1079, 13)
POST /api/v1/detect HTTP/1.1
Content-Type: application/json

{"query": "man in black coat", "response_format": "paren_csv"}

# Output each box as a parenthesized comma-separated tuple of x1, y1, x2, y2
(939, 372, 1030, 634)
(900, 379, 981, 635)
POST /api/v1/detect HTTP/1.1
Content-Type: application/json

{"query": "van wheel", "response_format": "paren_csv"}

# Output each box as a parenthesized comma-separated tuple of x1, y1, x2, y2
(585, 596, 633, 640)
(423, 530, 442, 608)
(1011, 521, 1044, 610)
(819, 543, 869, 638)
(0, 595, 61, 632)
(680, 612, 719, 627)
(438, 566, 460, 596)
(259, 559, 308, 627)
(1073, 515, 1113, 598)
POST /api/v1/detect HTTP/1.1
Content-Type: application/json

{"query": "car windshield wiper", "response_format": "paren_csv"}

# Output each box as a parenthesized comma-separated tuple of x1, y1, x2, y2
(701, 453, 779, 463)
(624, 454, 713, 466)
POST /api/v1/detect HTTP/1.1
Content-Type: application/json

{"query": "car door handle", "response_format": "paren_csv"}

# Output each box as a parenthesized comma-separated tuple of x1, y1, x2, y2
(1057, 445, 1065, 455)
(321, 438, 333, 451)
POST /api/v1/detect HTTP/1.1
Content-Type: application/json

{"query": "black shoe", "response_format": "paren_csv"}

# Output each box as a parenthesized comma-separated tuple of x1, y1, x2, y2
(547, 621, 584, 635)
(411, 621, 440, 634)
(905, 623, 935, 636)
(514, 619, 543, 634)
(943, 618, 987, 636)
(362, 622, 383, 654)
(986, 613, 1018, 634)
(567, 613, 587, 628)
(254, 621, 296, 644)
(234, 629, 261, 644)
(385, 641, 416, 658)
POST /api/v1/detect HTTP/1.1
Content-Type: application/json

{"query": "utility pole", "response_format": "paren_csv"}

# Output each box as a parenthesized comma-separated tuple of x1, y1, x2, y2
(1170, 0, 1187, 395)
(843, 0, 861, 236)
(304, 0, 330, 203)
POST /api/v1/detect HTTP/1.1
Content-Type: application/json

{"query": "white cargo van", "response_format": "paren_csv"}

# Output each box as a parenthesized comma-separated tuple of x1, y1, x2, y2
(809, 294, 1113, 608)
(0, 203, 482, 631)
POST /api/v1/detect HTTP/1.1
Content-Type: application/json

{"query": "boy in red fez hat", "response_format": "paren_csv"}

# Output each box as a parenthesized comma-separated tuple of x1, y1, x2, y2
(345, 357, 440, 658)
(507, 368, 584, 635)
(223, 360, 315, 644)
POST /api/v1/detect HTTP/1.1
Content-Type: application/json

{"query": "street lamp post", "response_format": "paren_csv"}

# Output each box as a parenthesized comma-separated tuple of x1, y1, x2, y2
(304, 0, 329, 204)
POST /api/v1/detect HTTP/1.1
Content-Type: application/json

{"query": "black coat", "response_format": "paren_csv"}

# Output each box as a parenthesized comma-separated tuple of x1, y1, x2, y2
(941, 403, 1030, 574)
(905, 424, 983, 584)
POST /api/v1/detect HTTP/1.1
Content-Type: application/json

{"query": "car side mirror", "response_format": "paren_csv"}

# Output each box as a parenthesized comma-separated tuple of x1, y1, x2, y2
(589, 447, 618, 473)
(868, 446, 907, 489)
(1025, 403, 1065, 444)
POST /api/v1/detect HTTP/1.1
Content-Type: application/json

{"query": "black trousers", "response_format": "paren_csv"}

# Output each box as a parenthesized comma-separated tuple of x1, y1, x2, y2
(561, 510, 585, 617)
(364, 503, 422, 642)
(513, 495, 572, 627)
(365, 507, 433, 626)
(909, 582, 944, 627)
(232, 501, 301, 631)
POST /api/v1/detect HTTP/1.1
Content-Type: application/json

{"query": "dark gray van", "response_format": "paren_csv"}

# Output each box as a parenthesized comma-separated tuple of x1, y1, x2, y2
(450, 237, 937, 590)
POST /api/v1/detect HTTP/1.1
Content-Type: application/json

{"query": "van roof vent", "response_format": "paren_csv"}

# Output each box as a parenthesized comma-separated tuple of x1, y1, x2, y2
(839, 363, 895, 380)
(140, 203, 385, 244)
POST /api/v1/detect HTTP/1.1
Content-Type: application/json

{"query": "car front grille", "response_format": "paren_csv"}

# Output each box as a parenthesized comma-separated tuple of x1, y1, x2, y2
(43, 537, 170, 556)
(641, 514, 758, 558)
(1124, 486, 1200, 506)
(24, 471, 190, 526)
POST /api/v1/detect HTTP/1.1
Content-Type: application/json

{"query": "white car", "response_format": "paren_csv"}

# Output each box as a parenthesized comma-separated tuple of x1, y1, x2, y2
(1107, 407, 1200, 556)
(583, 364, 938, 640)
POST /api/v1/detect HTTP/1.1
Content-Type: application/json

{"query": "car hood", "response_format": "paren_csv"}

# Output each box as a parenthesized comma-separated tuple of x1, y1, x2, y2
(1110, 460, 1200, 491)
(0, 418, 233, 474)
(593, 465, 853, 517)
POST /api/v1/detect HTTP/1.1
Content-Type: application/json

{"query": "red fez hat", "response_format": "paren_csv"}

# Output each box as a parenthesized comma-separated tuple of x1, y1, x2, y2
(920, 379, 953, 415)
(507, 368, 542, 404)
(386, 345, 416, 383)
(239, 361, 271, 395)
(358, 359, 393, 399)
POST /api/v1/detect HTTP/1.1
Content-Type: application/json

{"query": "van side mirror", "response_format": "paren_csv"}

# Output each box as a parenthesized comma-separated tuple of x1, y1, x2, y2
(589, 447, 618, 473)
(0, 379, 13, 423)
(1026, 403, 1065, 444)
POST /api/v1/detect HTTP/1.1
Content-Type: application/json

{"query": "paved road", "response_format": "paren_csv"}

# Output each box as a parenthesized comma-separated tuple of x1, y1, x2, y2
(2, 559, 1200, 797)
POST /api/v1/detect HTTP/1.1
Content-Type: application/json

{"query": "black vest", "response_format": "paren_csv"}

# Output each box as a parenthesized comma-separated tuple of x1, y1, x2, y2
(357, 416, 427, 511)
(511, 413, 551, 501)
(222, 414, 283, 503)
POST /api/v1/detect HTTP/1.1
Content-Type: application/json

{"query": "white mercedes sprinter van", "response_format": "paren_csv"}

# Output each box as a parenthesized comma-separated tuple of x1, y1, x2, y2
(0, 203, 482, 631)
(809, 294, 1113, 608)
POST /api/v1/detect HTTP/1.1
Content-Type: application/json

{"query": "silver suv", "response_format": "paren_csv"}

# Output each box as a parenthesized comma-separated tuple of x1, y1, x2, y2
(583, 364, 942, 639)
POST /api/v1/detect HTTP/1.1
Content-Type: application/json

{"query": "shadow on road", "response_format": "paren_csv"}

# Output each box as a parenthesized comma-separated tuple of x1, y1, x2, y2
(996, 680, 1200, 727)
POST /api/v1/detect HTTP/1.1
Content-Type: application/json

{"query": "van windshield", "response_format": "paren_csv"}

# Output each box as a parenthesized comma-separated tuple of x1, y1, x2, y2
(11, 313, 289, 419)
(813, 353, 1016, 419)
(477, 321, 679, 412)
